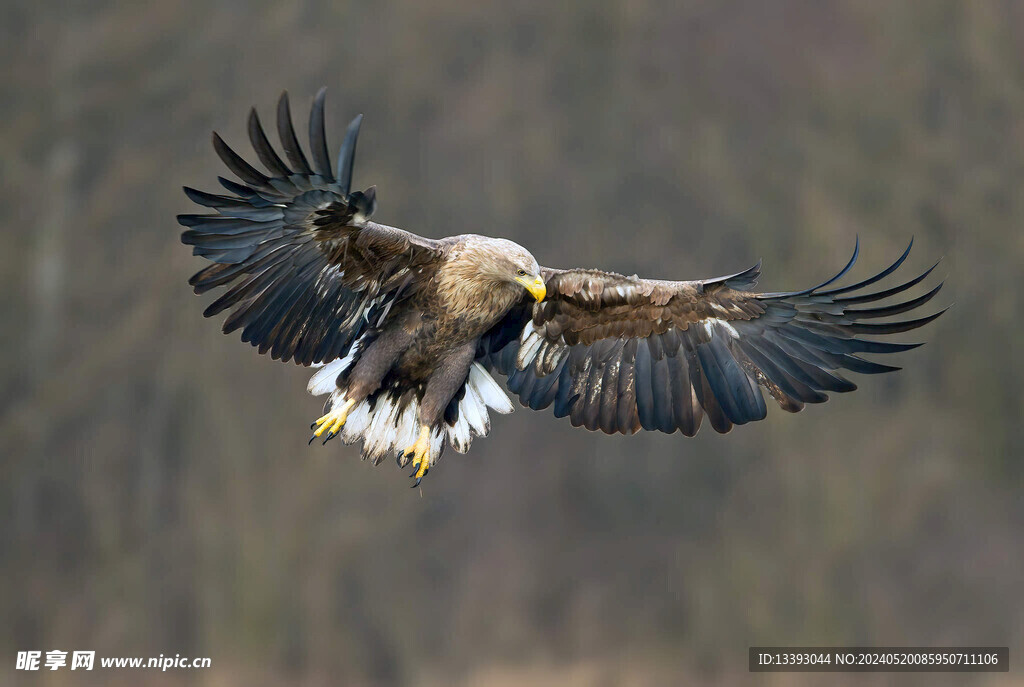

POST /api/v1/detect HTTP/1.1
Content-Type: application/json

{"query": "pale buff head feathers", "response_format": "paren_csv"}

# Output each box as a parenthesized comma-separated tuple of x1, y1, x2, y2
(458, 237, 545, 302)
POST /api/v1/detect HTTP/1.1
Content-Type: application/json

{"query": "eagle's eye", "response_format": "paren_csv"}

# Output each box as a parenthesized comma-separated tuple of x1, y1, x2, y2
(516, 268, 527, 276)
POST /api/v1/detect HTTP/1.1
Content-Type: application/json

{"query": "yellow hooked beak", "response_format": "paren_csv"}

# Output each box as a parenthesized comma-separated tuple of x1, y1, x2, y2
(516, 275, 547, 302)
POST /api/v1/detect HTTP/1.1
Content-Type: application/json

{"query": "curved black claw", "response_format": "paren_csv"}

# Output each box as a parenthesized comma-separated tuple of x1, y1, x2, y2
(308, 433, 317, 445)
(398, 448, 414, 468)
(409, 464, 430, 487)
(322, 431, 337, 445)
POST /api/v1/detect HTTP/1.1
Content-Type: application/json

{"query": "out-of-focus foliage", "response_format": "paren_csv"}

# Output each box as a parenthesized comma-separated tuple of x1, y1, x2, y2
(1, 1, 1021, 685)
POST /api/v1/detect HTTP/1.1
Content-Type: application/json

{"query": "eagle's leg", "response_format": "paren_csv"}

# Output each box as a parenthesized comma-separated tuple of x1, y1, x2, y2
(401, 425, 433, 487)
(310, 325, 416, 446)
(309, 398, 356, 444)
(401, 342, 476, 487)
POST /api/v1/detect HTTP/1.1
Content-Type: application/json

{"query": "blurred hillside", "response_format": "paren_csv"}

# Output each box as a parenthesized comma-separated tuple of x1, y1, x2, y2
(1, 1, 1022, 685)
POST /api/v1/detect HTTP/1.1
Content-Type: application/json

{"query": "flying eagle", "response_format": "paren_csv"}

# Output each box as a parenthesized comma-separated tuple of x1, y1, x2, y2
(180, 89, 945, 486)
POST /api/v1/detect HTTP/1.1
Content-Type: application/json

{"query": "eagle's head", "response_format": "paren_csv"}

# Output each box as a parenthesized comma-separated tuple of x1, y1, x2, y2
(464, 237, 546, 302)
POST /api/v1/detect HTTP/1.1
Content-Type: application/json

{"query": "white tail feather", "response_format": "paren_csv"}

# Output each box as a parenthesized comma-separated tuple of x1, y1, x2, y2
(462, 383, 490, 436)
(444, 364, 512, 452)
(395, 403, 420, 451)
(364, 395, 399, 458)
(340, 395, 372, 444)
(449, 412, 472, 453)
(308, 360, 513, 461)
(429, 428, 445, 459)
(307, 357, 350, 396)
(469, 363, 515, 414)
(307, 337, 364, 395)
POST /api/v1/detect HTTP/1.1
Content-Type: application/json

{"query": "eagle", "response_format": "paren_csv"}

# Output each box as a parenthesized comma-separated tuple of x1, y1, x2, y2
(180, 89, 945, 487)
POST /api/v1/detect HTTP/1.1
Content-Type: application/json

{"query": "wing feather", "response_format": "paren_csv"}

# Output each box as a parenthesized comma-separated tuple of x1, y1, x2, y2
(181, 90, 442, 365)
(308, 87, 334, 180)
(479, 240, 945, 436)
(248, 108, 293, 178)
(276, 91, 313, 174)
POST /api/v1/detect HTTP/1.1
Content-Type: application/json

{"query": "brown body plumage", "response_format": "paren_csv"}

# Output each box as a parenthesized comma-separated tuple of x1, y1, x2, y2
(180, 89, 946, 485)
(396, 240, 531, 375)
(340, 234, 540, 429)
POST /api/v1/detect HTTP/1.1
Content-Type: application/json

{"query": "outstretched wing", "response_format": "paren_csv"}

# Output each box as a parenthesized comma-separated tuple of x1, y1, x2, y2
(180, 89, 443, 365)
(479, 239, 945, 435)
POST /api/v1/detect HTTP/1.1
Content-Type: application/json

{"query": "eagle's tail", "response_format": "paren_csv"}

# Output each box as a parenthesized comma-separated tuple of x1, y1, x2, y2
(307, 357, 514, 466)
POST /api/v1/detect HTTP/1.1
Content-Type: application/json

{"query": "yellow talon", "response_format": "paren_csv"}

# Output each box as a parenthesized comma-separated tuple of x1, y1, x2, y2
(403, 425, 432, 484)
(313, 399, 355, 438)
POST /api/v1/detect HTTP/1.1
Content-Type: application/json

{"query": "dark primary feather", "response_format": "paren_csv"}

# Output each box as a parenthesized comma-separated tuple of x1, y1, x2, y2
(180, 90, 442, 365)
(337, 113, 363, 195)
(308, 87, 334, 180)
(480, 239, 945, 436)
(276, 91, 313, 174)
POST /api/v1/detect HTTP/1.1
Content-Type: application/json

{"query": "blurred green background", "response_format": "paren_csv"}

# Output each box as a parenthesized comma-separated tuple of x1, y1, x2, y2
(2, 1, 1022, 685)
